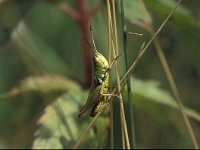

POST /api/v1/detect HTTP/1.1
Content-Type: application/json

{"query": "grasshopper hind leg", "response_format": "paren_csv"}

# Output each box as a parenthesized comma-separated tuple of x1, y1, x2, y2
(90, 104, 98, 117)
(90, 101, 106, 117)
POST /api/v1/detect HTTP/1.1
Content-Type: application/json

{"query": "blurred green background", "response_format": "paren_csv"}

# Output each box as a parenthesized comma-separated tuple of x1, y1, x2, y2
(0, 0, 199, 149)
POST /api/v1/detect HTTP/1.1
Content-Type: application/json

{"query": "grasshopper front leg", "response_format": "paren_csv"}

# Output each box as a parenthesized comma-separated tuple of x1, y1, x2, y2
(105, 55, 120, 74)
(99, 82, 122, 102)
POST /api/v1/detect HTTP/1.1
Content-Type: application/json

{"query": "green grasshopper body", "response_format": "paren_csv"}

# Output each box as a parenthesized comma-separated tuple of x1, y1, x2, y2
(78, 49, 110, 118)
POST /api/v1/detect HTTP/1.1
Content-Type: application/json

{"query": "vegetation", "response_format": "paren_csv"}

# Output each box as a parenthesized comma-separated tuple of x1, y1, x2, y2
(0, 0, 199, 149)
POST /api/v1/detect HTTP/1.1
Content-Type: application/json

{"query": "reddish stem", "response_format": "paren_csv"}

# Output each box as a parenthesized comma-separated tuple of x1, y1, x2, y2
(77, 0, 92, 88)
(59, 0, 99, 88)
(59, 3, 80, 21)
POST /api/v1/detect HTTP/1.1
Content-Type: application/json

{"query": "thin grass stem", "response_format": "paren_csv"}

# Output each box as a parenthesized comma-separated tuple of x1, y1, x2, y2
(120, 0, 136, 148)
(151, 31, 199, 149)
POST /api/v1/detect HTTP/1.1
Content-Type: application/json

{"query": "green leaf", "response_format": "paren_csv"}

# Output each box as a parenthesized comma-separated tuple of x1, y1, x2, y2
(0, 75, 80, 100)
(21, 0, 85, 83)
(124, 0, 152, 25)
(130, 78, 200, 122)
(32, 91, 109, 149)
(11, 21, 71, 75)
(125, 0, 142, 20)
(144, 0, 200, 71)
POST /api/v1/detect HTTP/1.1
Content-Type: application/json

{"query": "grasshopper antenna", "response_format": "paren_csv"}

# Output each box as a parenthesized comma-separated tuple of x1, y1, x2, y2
(90, 25, 98, 53)
(83, 37, 93, 52)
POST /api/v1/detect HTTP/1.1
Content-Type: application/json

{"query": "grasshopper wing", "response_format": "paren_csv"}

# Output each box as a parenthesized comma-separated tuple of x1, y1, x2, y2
(78, 80, 102, 118)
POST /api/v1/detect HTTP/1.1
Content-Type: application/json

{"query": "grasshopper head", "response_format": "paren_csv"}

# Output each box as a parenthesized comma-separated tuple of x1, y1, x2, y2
(93, 51, 109, 85)
(93, 51, 109, 70)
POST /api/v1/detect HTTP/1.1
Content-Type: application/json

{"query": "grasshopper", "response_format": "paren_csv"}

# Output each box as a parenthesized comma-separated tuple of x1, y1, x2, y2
(78, 26, 118, 118)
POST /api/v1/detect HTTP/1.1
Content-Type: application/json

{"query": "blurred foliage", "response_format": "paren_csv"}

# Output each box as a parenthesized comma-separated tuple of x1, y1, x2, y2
(32, 89, 109, 149)
(0, 0, 200, 149)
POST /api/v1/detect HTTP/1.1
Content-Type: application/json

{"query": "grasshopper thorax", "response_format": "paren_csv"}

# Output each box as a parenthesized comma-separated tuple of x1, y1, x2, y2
(93, 51, 109, 85)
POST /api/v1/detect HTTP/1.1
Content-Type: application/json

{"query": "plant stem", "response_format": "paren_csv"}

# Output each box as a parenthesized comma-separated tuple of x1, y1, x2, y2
(77, 0, 92, 88)
(109, 2, 130, 149)
(120, 0, 136, 148)
(150, 29, 199, 149)
(60, 0, 98, 88)
(106, 0, 114, 148)
(72, 104, 108, 149)
(107, 0, 131, 148)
